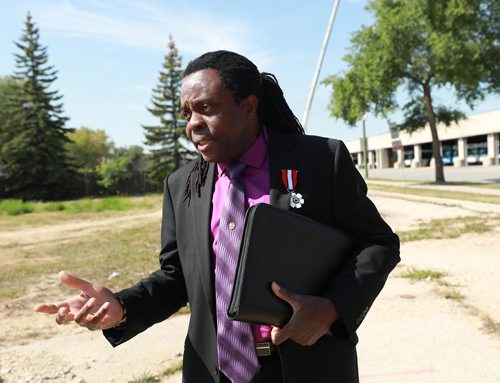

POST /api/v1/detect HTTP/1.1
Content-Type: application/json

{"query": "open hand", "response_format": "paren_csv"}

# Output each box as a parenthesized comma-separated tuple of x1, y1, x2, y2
(34, 271, 124, 331)
(270, 282, 339, 346)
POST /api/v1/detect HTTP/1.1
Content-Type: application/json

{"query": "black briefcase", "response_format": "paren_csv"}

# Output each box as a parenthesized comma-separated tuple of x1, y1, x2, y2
(227, 203, 352, 327)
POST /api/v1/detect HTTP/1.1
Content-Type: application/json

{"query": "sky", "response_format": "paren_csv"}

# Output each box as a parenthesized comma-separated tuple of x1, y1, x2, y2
(1, 0, 499, 149)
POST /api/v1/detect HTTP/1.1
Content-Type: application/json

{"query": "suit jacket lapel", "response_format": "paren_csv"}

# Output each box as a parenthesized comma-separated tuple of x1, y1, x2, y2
(268, 130, 300, 211)
(190, 162, 216, 319)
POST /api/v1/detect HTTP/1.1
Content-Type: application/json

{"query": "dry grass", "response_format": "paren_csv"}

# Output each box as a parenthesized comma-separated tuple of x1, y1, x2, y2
(0, 195, 163, 301)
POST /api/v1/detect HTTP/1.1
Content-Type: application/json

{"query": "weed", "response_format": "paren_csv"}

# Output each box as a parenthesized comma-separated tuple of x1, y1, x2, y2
(128, 373, 160, 383)
(480, 315, 500, 337)
(163, 360, 183, 377)
(438, 288, 465, 301)
(399, 267, 446, 281)
(463, 222, 490, 233)
(401, 268, 499, 340)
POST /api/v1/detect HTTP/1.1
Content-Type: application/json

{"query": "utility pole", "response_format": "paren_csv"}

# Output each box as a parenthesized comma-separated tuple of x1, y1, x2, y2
(301, 0, 341, 131)
(362, 114, 368, 179)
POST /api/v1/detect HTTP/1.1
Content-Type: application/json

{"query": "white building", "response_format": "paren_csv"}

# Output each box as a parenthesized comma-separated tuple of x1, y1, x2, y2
(345, 109, 500, 169)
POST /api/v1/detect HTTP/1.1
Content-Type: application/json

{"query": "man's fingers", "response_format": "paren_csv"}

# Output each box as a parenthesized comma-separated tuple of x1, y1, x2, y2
(34, 299, 69, 314)
(34, 303, 59, 314)
(55, 306, 74, 325)
(271, 326, 287, 345)
(58, 270, 94, 296)
(272, 324, 296, 345)
(88, 302, 110, 329)
(271, 282, 301, 309)
(74, 297, 97, 324)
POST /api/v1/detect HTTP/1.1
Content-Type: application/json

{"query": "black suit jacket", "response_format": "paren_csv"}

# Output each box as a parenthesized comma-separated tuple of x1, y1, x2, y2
(104, 130, 400, 383)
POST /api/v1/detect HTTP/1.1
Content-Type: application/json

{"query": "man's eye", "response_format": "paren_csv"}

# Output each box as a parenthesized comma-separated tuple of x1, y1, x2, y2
(202, 104, 211, 112)
(182, 111, 191, 121)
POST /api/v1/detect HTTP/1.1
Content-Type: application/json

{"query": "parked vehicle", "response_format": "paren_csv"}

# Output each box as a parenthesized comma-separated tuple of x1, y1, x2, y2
(442, 148, 458, 166)
(467, 144, 487, 165)
(404, 151, 414, 167)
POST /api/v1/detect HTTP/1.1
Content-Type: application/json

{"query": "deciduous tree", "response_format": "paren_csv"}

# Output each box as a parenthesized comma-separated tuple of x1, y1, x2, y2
(66, 126, 114, 173)
(324, 0, 500, 182)
(97, 145, 143, 195)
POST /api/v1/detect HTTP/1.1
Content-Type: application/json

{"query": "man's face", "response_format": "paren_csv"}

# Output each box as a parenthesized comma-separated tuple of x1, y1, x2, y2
(181, 68, 259, 163)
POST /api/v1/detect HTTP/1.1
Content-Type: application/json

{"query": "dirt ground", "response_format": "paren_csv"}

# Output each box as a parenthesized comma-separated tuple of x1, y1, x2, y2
(0, 189, 499, 382)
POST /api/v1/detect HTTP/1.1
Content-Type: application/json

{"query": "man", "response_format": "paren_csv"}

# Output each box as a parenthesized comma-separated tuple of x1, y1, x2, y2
(35, 51, 400, 383)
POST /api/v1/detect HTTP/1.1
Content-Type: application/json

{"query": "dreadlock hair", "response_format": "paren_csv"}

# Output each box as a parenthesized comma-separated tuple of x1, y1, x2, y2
(183, 50, 304, 201)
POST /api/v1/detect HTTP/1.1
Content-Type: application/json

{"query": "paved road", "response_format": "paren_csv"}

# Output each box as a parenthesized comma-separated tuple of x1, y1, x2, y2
(366, 164, 500, 183)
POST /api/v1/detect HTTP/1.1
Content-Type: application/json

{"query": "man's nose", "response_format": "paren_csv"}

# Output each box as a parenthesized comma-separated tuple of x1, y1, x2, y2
(186, 111, 204, 135)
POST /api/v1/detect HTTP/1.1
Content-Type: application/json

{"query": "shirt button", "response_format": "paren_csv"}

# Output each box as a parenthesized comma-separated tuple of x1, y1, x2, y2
(228, 222, 236, 230)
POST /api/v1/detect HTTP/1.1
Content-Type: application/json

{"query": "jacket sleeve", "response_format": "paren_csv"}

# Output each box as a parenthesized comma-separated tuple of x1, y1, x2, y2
(323, 140, 400, 338)
(103, 175, 188, 346)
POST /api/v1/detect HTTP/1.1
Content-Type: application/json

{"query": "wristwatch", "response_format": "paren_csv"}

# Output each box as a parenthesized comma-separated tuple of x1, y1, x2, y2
(114, 297, 128, 328)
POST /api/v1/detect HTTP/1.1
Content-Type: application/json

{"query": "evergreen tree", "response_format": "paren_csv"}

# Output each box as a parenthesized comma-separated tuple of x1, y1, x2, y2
(0, 76, 21, 140)
(1, 13, 78, 200)
(142, 36, 195, 185)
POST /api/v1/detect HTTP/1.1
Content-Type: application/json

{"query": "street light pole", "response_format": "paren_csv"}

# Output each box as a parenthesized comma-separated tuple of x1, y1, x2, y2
(301, 0, 341, 131)
(362, 114, 368, 179)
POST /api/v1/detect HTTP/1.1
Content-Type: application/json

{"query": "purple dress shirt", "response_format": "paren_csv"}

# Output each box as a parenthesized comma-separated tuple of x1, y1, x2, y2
(210, 129, 271, 343)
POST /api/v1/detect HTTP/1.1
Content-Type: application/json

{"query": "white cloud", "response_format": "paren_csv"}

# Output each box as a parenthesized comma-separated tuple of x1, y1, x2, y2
(32, 0, 268, 58)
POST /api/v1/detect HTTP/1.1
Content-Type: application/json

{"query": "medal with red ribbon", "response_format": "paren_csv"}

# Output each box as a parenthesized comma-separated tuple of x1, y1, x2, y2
(281, 169, 304, 209)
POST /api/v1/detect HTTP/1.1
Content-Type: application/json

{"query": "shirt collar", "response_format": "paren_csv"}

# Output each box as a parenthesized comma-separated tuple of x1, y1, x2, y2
(217, 127, 269, 176)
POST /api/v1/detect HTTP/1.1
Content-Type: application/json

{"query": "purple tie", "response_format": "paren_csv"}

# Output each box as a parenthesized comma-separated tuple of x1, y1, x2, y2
(215, 162, 259, 383)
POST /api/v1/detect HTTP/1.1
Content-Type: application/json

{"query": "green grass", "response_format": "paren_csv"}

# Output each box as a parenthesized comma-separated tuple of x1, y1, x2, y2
(44, 202, 66, 212)
(397, 215, 500, 242)
(399, 267, 446, 281)
(0, 199, 35, 215)
(0, 195, 160, 217)
(0, 194, 162, 233)
(63, 197, 134, 213)
(368, 183, 500, 204)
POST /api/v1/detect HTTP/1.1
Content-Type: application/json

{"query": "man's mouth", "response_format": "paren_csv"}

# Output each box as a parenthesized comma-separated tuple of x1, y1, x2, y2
(194, 140, 212, 152)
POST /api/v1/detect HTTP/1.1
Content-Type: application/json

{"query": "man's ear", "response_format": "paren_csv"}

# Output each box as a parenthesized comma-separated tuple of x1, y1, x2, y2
(241, 94, 259, 120)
